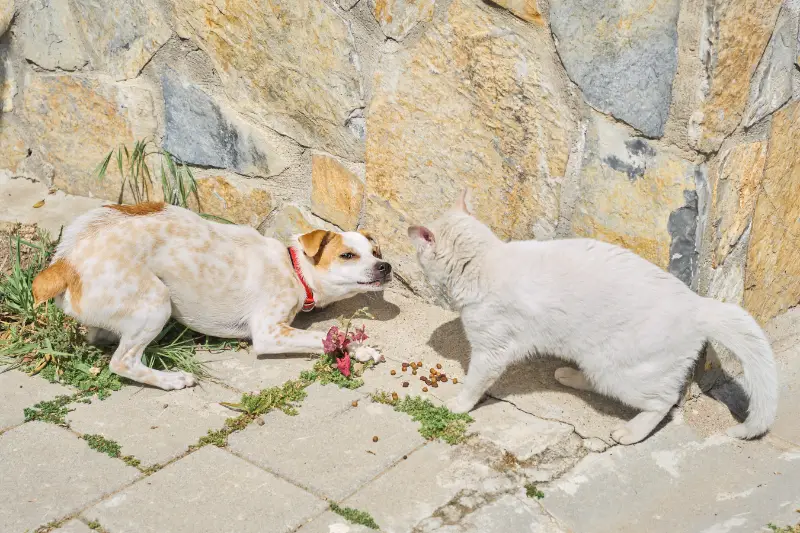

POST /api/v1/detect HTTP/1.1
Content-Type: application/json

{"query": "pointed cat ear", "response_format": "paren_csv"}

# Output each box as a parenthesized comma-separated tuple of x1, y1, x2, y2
(452, 187, 474, 216)
(407, 226, 435, 247)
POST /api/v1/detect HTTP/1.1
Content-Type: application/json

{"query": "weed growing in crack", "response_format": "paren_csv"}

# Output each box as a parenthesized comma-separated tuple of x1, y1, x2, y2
(768, 522, 800, 533)
(371, 392, 474, 444)
(81, 433, 141, 468)
(525, 483, 545, 499)
(23, 394, 89, 425)
(86, 520, 109, 532)
(330, 502, 379, 530)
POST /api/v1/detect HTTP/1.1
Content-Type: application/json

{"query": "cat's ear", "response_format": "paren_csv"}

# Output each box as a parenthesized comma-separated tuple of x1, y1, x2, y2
(407, 226, 435, 248)
(452, 187, 475, 216)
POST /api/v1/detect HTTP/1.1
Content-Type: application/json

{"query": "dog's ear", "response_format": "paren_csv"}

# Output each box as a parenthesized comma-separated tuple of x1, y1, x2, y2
(298, 229, 330, 258)
(407, 226, 435, 247)
(452, 187, 475, 216)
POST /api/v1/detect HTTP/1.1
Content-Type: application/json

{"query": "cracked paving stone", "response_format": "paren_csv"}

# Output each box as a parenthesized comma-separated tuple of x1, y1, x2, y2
(85, 446, 326, 533)
(229, 383, 425, 500)
(201, 347, 316, 392)
(424, 494, 566, 533)
(0, 422, 139, 533)
(67, 382, 238, 467)
(0, 370, 73, 431)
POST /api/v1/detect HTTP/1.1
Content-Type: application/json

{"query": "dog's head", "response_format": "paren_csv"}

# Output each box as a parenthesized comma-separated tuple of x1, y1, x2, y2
(297, 229, 391, 298)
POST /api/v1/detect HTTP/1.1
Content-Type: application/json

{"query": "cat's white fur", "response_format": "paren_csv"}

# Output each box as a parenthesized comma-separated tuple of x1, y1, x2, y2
(407, 190, 777, 444)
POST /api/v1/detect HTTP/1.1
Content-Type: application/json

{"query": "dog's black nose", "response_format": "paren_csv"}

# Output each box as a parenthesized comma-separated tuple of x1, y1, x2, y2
(376, 261, 392, 275)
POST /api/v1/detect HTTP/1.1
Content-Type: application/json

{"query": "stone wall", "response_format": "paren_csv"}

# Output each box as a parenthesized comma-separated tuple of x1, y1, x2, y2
(0, 1, 798, 350)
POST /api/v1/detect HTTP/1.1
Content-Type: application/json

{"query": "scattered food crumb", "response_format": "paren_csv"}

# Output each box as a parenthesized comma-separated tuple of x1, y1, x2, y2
(391, 370, 396, 376)
(256, 417, 265, 426)
(436, 363, 442, 369)
(453, 378, 458, 384)
(402, 382, 409, 388)
(32, 200, 45, 208)
(391, 392, 399, 401)
(352, 400, 359, 407)
(372, 436, 379, 442)
(422, 387, 428, 392)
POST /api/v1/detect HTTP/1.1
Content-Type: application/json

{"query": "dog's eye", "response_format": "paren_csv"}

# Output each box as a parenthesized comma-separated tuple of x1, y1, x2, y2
(340, 252, 354, 260)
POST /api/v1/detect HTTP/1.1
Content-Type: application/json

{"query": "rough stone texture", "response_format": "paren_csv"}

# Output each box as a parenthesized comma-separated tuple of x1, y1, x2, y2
(188, 174, 273, 227)
(0, 1, 12, 37)
(311, 154, 364, 230)
(436, 494, 565, 533)
(85, 445, 326, 533)
(372, 0, 435, 40)
(367, 0, 576, 296)
(22, 75, 157, 201)
(693, 0, 783, 151)
(228, 383, 424, 500)
(708, 141, 768, 268)
(53, 520, 95, 533)
(71, 0, 171, 81)
(743, 0, 800, 127)
(174, 0, 364, 160)
(67, 382, 238, 467)
(15, 0, 88, 71)
(261, 204, 316, 245)
(162, 70, 295, 177)
(0, 174, 106, 237)
(542, 422, 800, 533)
(201, 347, 316, 393)
(0, 371, 73, 430)
(571, 114, 700, 277)
(486, 0, 544, 24)
(468, 400, 574, 462)
(549, 0, 680, 138)
(0, 422, 139, 533)
(744, 101, 800, 324)
(0, 42, 17, 112)
(0, 116, 29, 174)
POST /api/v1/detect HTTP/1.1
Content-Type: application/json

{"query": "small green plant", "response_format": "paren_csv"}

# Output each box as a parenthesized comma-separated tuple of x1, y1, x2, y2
(329, 502, 379, 530)
(82, 434, 142, 468)
(768, 522, 800, 533)
(23, 394, 82, 425)
(300, 353, 370, 390)
(525, 483, 545, 499)
(87, 520, 109, 532)
(371, 392, 474, 444)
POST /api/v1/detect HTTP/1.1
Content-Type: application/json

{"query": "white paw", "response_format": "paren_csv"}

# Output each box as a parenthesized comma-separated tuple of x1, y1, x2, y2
(554, 367, 579, 387)
(446, 395, 475, 414)
(160, 371, 197, 391)
(611, 426, 644, 445)
(726, 424, 753, 440)
(352, 345, 384, 363)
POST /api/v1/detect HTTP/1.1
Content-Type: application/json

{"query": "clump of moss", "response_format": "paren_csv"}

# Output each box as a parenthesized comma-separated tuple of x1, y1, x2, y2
(525, 483, 545, 499)
(330, 502, 379, 530)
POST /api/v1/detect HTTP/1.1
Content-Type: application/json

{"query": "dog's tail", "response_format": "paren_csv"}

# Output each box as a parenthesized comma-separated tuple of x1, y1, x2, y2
(32, 259, 75, 307)
(698, 298, 777, 439)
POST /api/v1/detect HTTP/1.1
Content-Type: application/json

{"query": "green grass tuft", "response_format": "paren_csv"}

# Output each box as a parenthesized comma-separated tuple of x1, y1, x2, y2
(393, 395, 473, 445)
(82, 434, 123, 458)
(23, 394, 81, 425)
(330, 502, 379, 530)
(525, 483, 545, 499)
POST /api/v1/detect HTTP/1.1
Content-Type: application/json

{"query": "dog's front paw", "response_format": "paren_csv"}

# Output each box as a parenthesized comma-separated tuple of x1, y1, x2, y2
(446, 394, 475, 414)
(352, 345, 384, 363)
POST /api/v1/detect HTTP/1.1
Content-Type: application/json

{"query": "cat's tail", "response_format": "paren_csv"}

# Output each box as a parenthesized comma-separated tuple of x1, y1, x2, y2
(698, 298, 778, 439)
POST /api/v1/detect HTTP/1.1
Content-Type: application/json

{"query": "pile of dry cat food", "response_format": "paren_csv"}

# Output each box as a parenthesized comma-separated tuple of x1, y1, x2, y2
(390, 361, 459, 393)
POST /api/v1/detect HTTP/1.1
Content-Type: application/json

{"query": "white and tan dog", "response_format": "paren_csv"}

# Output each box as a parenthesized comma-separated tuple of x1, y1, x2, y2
(408, 190, 777, 445)
(32, 202, 391, 390)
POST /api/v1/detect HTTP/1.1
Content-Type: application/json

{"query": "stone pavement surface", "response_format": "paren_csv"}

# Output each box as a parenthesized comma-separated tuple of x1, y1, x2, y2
(1, 180, 799, 533)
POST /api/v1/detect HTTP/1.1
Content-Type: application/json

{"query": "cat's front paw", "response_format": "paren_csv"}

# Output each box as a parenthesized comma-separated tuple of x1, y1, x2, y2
(446, 394, 475, 414)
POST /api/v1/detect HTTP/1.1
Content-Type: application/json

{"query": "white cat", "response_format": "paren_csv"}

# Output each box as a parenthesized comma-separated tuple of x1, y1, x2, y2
(407, 190, 777, 444)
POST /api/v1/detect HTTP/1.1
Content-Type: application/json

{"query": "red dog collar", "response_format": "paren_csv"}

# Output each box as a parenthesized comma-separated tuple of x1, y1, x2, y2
(288, 247, 315, 312)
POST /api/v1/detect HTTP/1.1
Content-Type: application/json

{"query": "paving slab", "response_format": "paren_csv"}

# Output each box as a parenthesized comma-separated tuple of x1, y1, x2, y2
(542, 421, 800, 533)
(201, 347, 316, 393)
(358, 358, 465, 407)
(0, 422, 139, 533)
(295, 511, 377, 533)
(424, 494, 566, 533)
(468, 400, 575, 462)
(229, 382, 426, 500)
(67, 382, 238, 467)
(85, 445, 326, 533)
(53, 519, 95, 533)
(0, 370, 73, 431)
(304, 441, 515, 533)
(0, 175, 105, 237)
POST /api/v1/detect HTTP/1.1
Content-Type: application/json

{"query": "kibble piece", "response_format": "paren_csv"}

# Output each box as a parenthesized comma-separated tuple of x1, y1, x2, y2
(412, 369, 417, 375)
(352, 400, 359, 407)
(422, 387, 428, 392)
(436, 363, 442, 369)
(373, 436, 379, 442)
(392, 392, 399, 401)
(440, 375, 448, 382)
(403, 455, 408, 460)
(453, 378, 459, 384)
(431, 381, 439, 388)
(430, 368, 436, 374)
(390, 370, 396, 376)
(402, 381, 409, 388)
(417, 361, 422, 367)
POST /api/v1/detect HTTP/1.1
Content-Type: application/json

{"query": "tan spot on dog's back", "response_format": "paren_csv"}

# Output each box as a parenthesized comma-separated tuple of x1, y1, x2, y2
(32, 259, 83, 313)
(106, 202, 166, 216)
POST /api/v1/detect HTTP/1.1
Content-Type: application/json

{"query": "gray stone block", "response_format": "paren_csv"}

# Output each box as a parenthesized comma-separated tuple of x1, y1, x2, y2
(15, 0, 88, 71)
(549, 0, 681, 137)
(229, 383, 425, 500)
(161, 70, 292, 177)
(0, 370, 73, 430)
(0, 422, 139, 533)
(85, 446, 326, 533)
(202, 347, 316, 393)
(67, 382, 238, 467)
